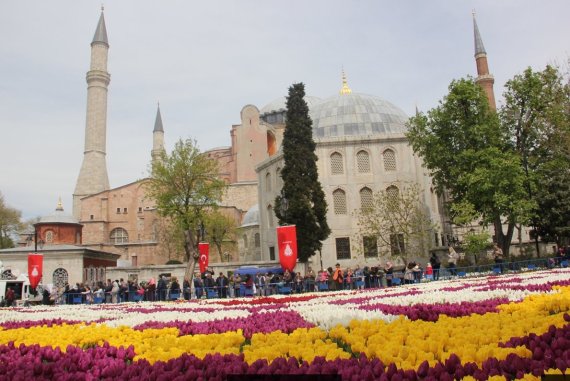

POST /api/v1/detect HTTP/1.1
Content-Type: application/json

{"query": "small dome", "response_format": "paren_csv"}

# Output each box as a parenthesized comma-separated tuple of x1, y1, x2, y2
(38, 201, 80, 225)
(309, 93, 409, 139)
(241, 205, 259, 227)
(260, 96, 322, 116)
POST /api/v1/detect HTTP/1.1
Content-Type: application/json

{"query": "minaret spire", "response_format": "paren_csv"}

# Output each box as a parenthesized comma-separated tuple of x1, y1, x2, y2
(152, 103, 166, 164)
(73, 9, 111, 219)
(472, 11, 496, 110)
(473, 10, 486, 56)
(92, 8, 108, 46)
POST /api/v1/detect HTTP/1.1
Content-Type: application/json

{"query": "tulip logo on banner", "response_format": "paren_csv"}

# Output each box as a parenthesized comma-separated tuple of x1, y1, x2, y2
(198, 243, 209, 274)
(28, 253, 43, 289)
(277, 225, 297, 272)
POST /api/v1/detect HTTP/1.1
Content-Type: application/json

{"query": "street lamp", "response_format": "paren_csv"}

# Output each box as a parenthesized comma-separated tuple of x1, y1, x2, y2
(34, 225, 44, 253)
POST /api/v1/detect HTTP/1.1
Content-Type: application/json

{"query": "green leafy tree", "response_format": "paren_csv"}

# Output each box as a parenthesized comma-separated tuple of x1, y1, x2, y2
(500, 65, 570, 245)
(204, 210, 236, 262)
(275, 83, 331, 262)
(0, 192, 22, 249)
(354, 183, 436, 260)
(407, 78, 534, 256)
(463, 230, 491, 264)
(146, 139, 226, 282)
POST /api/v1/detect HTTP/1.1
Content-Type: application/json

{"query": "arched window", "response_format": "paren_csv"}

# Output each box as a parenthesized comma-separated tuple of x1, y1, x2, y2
(333, 189, 347, 215)
(330, 152, 344, 174)
(356, 150, 370, 173)
(255, 233, 260, 247)
(386, 185, 400, 209)
(110, 228, 128, 244)
(267, 205, 274, 227)
(52, 268, 69, 288)
(383, 149, 397, 171)
(265, 172, 272, 192)
(45, 230, 54, 243)
(243, 234, 248, 248)
(360, 187, 373, 209)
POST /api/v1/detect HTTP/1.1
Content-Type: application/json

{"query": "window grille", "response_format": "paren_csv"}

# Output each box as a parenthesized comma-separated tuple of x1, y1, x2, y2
(386, 185, 400, 204)
(52, 268, 69, 288)
(335, 237, 351, 260)
(266, 173, 272, 192)
(363, 236, 378, 258)
(356, 150, 370, 172)
(333, 189, 347, 214)
(360, 187, 373, 209)
(110, 228, 129, 244)
(390, 233, 406, 256)
(383, 149, 397, 171)
(330, 152, 344, 174)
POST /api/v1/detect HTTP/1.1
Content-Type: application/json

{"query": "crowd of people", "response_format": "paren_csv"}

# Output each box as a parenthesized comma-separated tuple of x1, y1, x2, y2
(20, 244, 570, 305)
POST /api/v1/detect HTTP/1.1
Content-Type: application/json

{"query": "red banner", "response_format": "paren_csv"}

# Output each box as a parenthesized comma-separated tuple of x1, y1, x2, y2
(277, 225, 297, 272)
(198, 242, 209, 274)
(28, 253, 43, 289)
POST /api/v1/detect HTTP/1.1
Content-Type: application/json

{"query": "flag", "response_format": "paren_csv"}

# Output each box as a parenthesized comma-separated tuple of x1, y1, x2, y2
(28, 253, 43, 289)
(277, 225, 297, 271)
(198, 243, 209, 273)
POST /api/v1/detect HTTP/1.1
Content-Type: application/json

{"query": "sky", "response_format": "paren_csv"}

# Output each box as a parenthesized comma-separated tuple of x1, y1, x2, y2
(1, 1, 569, 221)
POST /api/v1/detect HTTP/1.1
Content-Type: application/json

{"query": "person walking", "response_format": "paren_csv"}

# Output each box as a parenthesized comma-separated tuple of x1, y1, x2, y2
(447, 246, 459, 276)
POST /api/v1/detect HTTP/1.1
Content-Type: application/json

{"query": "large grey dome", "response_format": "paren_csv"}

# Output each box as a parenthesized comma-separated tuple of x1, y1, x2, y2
(309, 93, 409, 138)
(260, 96, 322, 116)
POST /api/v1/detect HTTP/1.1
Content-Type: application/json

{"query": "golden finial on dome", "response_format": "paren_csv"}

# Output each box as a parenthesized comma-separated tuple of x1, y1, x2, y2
(56, 197, 64, 211)
(340, 68, 352, 95)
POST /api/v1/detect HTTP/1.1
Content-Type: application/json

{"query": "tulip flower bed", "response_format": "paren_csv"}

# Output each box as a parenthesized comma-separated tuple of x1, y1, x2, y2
(1, 269, 570, 380)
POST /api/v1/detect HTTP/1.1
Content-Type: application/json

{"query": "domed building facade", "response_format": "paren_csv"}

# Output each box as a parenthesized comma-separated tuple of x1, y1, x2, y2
(255, 78, 442, 269)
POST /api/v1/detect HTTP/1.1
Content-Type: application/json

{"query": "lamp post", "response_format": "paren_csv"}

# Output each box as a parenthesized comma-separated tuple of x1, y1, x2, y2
(33, 225, 44, 253)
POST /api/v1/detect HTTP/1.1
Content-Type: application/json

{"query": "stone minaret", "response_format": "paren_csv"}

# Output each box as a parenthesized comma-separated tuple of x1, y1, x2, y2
(151, 104, 166, 164)
(473, 12, 496, 111)
(73, 9, 111, 219)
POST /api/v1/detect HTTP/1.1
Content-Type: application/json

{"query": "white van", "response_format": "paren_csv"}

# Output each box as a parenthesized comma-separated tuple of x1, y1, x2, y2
(0, 274, 31, 307)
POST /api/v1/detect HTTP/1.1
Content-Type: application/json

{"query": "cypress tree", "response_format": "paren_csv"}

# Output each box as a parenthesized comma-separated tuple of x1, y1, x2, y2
(275, 83, 331, 262)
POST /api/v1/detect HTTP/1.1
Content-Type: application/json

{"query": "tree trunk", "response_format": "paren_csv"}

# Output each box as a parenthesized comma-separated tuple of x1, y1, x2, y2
(183, 229, 199, 296)
(494, 216, 515, 259)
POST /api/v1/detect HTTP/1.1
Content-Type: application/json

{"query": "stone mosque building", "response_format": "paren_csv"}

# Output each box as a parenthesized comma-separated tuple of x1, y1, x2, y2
(66, 10, 498, 269)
